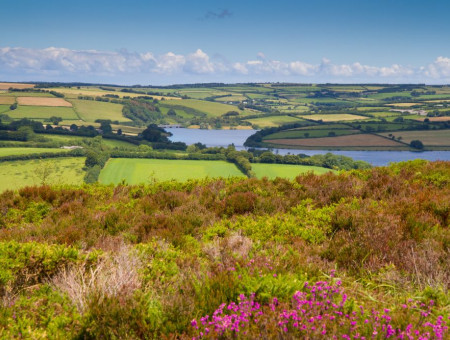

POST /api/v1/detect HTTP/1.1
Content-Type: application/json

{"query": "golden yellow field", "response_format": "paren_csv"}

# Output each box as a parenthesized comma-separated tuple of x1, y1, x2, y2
(17, 97, 73, 107)
(0, 97, 15, 104)
(49, 87, 181, 101)
(423, 116, 450, 122)
(0, 82, 35, 90)
(386, 103, 419, 107)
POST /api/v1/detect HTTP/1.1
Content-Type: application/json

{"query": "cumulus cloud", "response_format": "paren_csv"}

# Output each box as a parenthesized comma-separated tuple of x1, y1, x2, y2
(422, 56, 450, 78)
(1, 46, 450, 84)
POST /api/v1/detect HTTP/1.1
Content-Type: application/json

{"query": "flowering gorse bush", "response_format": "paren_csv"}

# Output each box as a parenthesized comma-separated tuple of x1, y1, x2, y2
(192, 278, 448, 339)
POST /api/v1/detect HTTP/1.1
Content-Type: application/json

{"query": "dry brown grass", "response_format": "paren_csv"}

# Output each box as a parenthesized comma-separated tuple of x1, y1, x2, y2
(17, 97, 73, 107)
(0, 97, 15, 104)
(0, 82, 35, 90)
(266, 134, 403, 147)
(51, 244, 142, 313)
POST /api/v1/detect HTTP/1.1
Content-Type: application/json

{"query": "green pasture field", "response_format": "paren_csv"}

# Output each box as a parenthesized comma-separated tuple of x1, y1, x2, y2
(416, 94, 450, 100)
(252, 163, 332, 179)
(384, 115, 426, 122)
(263, 129, 360, 140)
(0, 105, 10, 114)
(366, 92, 412, 100)
(299, 114, 368, 122)
(354, 121, 425, 131)
(215, 95, 247, 102)
(277, 105, 309, 113)
(69, 99, 130, 123)
(163, 99, 250, 117)
(245, 115, 305, 128)
(292, 97, 348, 104)
(8, 106, 78, 120)
(177, 89, 232, 99)
(0, 147, 70, 157)
(39, 134, 138, 149)
(245, 93, 273, 99)
(0, 157, 85, 192)
(99, 159, 244, 184)
(291, 124, 348, 130)
(322, 85, 367, 92)
(367, 111, 402, 117)
(378, 129, 450, 146)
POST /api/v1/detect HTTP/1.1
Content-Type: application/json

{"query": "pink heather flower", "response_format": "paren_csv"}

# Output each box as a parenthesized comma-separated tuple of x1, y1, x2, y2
(191, 319, 198, 329)
(273, 273, 277, 277)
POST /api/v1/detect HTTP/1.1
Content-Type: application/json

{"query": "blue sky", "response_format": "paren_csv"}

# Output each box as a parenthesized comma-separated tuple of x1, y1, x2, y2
(1, 0, 450, 85)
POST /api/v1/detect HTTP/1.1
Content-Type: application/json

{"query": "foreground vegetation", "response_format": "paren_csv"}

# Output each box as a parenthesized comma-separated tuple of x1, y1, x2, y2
(0, 160, 448, 338)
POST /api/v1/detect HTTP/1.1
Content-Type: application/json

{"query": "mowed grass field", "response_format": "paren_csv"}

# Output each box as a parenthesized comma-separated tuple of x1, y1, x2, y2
(0, 158, 85, 192)
(0, 148, 70, 157)
(299, 114, 369, 122)
(252, 163, 332, 179)
(16, 97, 72, 107)
(9, 106, 78, 120)
(378, 129, 450, 146)
(99, 159, 244, 184)
(69, 99, 131, 123)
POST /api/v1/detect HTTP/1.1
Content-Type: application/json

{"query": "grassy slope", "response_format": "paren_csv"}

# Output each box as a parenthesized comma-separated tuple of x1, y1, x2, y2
(245, 115, 305, 128)
(69, 99, 131, 123)
(99, 158, 245, 184)
(8, 106, 78, 120)
(0, 157, 85, 191)
(39, 134, 138, 149)
(163, 99, 251, 117)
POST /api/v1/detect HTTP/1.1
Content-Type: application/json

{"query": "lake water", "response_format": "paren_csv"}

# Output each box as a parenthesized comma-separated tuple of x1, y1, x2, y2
(168, 128, 450, 166)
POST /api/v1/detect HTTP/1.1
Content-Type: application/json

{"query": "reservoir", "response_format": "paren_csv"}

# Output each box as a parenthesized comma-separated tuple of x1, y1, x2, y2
(168, 128, 450, 167)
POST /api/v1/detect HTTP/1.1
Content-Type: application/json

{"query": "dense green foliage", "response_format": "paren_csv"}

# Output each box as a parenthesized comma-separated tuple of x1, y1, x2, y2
(0, 160, 448, 338)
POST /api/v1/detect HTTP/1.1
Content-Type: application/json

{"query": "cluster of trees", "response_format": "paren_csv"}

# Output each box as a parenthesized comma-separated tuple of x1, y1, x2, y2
(122, 101, 162, 125)
(83, 137, 111, 183)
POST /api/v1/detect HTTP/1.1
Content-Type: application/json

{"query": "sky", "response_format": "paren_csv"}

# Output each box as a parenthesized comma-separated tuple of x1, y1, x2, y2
(1, 0, 450, 85)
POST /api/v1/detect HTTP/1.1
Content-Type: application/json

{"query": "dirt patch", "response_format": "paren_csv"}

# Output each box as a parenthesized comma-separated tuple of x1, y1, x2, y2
(266, 134, 403, 147)
(0, 97, 15, 104)
(0, 83, 35, 90)
(17, 97, 72, 107)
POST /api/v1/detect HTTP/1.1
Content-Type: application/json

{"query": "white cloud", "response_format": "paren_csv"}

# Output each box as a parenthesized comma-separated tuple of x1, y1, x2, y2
(184, 49, 215, 74)
(422, 56, 450, 78)
(1, 46, 450, 84)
